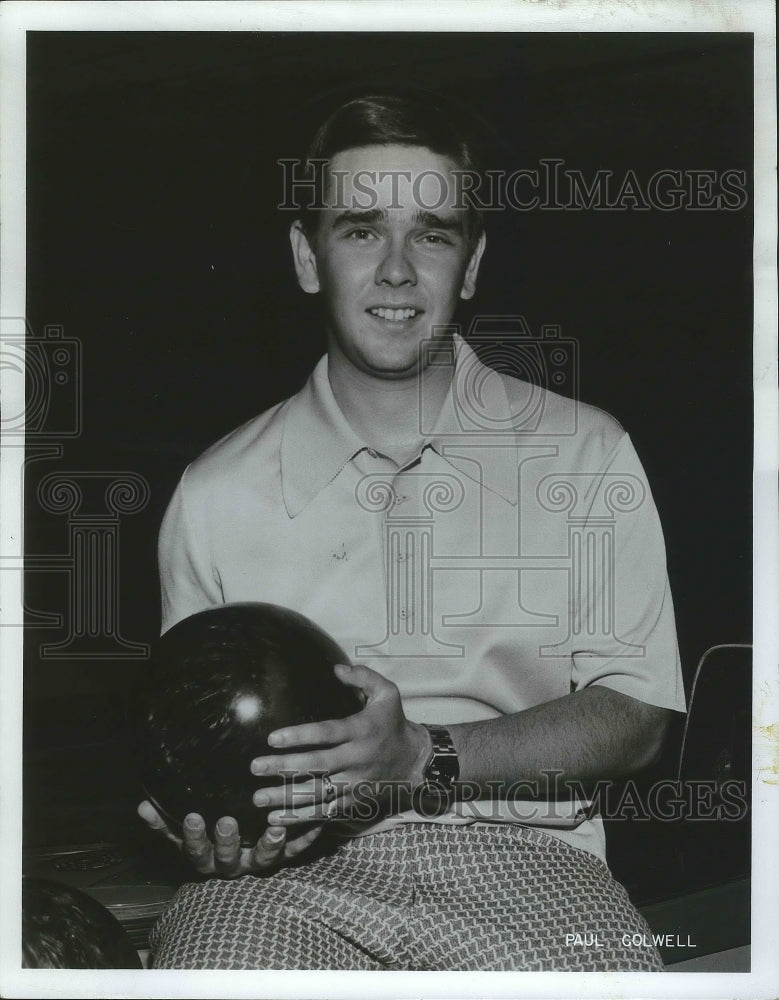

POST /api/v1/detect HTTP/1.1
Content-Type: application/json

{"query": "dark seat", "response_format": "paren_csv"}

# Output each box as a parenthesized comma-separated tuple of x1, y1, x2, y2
(606, 643, 752, 969)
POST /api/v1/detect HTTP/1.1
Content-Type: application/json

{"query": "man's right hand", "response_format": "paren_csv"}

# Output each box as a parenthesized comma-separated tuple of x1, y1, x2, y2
(137, 800, 323, 878)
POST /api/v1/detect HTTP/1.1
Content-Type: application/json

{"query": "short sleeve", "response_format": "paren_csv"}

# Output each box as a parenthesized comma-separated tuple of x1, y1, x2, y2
(571, 434, 686, 714)
(158, 468, 223, 635)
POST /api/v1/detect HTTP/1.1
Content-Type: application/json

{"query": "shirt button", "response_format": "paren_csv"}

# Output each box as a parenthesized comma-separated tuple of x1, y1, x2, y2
(366, 448, 378, 458)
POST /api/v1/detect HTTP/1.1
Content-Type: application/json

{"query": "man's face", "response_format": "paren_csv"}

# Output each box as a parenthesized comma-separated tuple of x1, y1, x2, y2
(291, 144, 486, 380)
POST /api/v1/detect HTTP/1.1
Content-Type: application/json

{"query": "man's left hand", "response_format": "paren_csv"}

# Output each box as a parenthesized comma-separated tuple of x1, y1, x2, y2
(249, 663, 431, 825)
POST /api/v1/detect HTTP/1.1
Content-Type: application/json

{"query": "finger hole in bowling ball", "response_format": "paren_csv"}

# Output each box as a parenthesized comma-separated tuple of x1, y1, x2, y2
(138, 603, 361, 847)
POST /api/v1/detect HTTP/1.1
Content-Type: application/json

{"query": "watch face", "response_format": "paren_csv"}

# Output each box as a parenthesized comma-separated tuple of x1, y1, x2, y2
(419, 727, 459, 821)
(424, 726, 460, 789)
(427, 762, 457, 789)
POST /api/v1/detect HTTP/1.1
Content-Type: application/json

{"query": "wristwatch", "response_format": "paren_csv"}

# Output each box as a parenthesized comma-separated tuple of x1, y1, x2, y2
(417, 724, 460, 814)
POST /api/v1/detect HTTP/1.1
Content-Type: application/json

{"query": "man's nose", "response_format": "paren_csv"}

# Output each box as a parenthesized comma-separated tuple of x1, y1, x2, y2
(375, 238, 417, 286)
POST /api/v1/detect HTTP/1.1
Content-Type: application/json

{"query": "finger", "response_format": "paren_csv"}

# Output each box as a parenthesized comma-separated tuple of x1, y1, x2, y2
(137, 800, 182, 849)
(181, 812, 214, 873)
(282, 823, 324, 860)
(275, 773, 347, 821)
(250, 747, 344, 777)
(247, 825, 287, 870)
(253, 777, 321, 811)
(268, 797, 343, 826)
(265, 718, 351, 752)
(213, 816, 242, 877)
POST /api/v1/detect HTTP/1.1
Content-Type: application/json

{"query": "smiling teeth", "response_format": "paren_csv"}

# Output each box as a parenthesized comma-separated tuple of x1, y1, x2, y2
(370, 307, 418, 322)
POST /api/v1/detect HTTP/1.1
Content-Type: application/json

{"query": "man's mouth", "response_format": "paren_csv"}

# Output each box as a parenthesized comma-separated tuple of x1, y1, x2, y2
(367, 307, 422, 323)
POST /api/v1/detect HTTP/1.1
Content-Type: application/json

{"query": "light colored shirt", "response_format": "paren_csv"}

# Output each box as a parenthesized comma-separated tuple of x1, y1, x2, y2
(159, 335, 686, 861)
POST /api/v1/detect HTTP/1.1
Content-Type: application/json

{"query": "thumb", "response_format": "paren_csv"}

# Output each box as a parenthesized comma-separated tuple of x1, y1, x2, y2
(138, 799, 182, 849)
(333, 661, 388, 702)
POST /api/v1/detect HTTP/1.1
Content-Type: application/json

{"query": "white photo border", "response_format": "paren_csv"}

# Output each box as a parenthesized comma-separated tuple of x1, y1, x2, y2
(1, 2, 776, 998)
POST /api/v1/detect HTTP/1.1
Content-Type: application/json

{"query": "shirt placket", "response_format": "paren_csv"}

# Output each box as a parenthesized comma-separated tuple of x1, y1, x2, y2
(384, 467, 426, 646)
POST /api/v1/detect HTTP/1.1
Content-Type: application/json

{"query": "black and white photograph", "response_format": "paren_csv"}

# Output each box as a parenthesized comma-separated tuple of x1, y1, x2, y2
(0, 2, 776, 997)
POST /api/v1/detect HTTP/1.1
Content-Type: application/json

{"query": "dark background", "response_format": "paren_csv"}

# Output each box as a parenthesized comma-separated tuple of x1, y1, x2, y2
(23, 32, 752, 852)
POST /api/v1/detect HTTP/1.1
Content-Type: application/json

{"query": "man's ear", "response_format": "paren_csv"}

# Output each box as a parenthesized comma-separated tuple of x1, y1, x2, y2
(460, 231, 487, 301)
(290, 220, 320, 294)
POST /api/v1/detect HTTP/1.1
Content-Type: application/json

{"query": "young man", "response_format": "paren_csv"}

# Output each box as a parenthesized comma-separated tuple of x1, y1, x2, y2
(141, 94, 686, 970)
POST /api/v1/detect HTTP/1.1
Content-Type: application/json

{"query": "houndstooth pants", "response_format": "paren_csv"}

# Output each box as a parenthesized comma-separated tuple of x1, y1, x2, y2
(150, 824, 665, 971)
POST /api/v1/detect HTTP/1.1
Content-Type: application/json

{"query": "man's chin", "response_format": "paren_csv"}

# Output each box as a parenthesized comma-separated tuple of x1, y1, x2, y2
(362, 357, 422, 380)
(328, 323, 449, 380)
(356, 341, 427, 379)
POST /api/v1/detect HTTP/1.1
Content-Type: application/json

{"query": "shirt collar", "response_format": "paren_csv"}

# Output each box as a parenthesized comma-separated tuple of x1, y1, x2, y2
(281, 336, 522, 517)
(425, 336, 522, 507)
(281, 354, 367, 518)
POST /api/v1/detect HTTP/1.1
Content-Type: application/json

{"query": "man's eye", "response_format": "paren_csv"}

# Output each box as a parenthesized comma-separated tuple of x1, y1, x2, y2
(346, 228, 377, 242)
(419, 233, 452, 246)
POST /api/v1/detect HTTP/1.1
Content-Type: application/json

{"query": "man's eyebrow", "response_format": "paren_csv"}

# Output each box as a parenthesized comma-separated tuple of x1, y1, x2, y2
(331, 209, 388, 228)
(415, 210, 464, 233)
(329, 208, 465, 234)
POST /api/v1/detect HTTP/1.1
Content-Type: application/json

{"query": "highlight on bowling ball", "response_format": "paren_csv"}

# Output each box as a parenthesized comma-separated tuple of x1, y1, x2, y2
(22, 877, 142, 969)
(138, 602, 362, 845)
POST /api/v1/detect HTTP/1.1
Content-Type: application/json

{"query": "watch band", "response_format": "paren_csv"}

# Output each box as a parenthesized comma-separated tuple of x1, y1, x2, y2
(421, 724, 460, 793)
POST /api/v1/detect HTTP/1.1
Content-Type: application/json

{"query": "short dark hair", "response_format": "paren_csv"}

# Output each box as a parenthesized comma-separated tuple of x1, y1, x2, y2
(298, 92, 487, 249)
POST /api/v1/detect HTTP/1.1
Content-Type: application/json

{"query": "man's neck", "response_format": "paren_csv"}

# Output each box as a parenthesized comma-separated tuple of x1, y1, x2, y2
(327, 350, 452, 465)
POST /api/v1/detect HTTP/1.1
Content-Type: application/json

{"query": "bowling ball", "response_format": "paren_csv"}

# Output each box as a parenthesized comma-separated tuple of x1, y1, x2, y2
(138, 602, 361, 845)
(22, 877, 142, 969)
